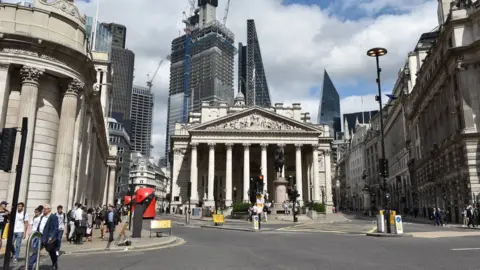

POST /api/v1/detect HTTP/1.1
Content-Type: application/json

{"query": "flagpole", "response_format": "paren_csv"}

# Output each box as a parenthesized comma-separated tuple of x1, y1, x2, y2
(92, 0, 101, 51)
(361, 96, 364, 124)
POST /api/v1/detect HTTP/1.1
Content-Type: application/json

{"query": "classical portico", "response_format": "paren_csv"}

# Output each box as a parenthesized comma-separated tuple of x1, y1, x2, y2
(170, 100, 334, 213)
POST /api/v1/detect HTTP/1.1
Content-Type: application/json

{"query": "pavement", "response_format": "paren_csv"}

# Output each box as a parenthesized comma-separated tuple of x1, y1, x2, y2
(49, 220, 480, 270)
(0, 221, 184, 269)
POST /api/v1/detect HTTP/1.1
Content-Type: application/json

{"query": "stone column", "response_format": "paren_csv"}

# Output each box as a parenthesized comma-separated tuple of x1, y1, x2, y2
(107, 165, 116, 205)
(324, 150, 334, 212)
(260, 143, 268, 193)
(312, 144, 320, 202)
(295, 144, 303, 203)
(243, 143, 251, 202)
(51, 79, 84, 209)
(190, 143, 198, 202)
(0, 63, 11, 129)
(207, 143, 215, 203)
(7, 66, 43, 205)
(225, 143, 233, 206)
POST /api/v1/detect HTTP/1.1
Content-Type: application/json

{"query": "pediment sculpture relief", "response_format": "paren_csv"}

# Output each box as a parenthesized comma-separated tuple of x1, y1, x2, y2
(205, 113, 302, 131)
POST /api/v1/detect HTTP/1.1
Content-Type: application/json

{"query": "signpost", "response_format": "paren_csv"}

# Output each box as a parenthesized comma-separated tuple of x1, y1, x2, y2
(213, 214, 225, 226)
(253, 215, 259, 231)
(394, 215, 403, 234)
(150, 219, 172, 237)
(24, 231, 42, 270)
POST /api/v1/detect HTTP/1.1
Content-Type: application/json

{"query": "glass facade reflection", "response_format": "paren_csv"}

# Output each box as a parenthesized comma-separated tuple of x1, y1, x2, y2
(317, 69, 341, 139)
(85, 16, 113, 53)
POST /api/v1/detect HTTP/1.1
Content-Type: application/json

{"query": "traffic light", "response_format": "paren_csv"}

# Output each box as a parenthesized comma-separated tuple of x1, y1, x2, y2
(256, 175, 264, 194)
(0, 128, 17, 172)
(379, 158, 389, 178)
(249, 177, 256, 204)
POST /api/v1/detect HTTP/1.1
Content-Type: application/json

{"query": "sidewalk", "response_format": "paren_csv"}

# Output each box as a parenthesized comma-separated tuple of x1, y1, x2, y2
(0, 223, 183, 259)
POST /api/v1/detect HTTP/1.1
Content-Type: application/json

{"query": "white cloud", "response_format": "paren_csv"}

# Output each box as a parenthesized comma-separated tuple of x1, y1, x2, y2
(75, 0, 438, 158)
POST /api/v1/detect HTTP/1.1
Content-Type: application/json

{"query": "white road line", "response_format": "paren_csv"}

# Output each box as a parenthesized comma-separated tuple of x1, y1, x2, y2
(451, 248, 480, 251)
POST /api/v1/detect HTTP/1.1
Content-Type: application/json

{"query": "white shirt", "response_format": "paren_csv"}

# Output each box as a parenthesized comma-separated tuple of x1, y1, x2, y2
(74, 208, 83, 221)
(14, 211, 29, 233)
(56, 212, 66, 230)
(38, 213, 51, 233)
(30, 215, 42, 233)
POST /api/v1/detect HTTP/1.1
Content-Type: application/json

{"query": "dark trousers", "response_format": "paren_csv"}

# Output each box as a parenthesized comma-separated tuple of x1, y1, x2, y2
(106, 223, 115, 248)
(75, 227, 85, 244)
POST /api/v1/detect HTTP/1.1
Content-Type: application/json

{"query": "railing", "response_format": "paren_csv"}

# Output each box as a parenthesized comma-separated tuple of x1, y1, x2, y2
(24, 231, 42, 270)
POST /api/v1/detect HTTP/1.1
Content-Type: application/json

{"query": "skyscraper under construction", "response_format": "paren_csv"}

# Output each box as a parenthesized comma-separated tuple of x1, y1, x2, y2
(238, 19, 271, 107)
(164, 0, 236, 163)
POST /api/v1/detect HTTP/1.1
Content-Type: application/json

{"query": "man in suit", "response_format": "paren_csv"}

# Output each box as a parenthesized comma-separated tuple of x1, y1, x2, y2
(29, 204, 59, 270)
(105, 205, 120, 250)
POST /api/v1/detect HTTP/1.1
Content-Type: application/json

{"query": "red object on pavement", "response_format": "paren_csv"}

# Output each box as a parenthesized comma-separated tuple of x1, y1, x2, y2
(134, 188, 156, 219)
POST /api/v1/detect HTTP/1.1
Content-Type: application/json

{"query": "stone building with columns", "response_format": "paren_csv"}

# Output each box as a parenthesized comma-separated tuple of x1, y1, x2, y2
(169, 93, 334, 214)
(0, 0, 117, 213)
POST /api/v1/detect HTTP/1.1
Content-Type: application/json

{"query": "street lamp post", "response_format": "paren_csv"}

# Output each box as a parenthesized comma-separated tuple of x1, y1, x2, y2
(367, 47, 391, 233)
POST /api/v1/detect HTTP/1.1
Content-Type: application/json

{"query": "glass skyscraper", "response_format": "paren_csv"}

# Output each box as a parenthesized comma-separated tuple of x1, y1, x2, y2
(238, 20, 271, 107)
(85, 16, 113, 53)
(317, 69, 341, 139)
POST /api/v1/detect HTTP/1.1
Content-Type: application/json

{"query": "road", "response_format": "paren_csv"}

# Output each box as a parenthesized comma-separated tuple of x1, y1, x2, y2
(51, 218, 480, 270)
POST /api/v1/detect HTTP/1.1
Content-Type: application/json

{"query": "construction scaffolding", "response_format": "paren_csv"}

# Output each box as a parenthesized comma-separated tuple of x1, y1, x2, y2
(165, 19, 236, 163)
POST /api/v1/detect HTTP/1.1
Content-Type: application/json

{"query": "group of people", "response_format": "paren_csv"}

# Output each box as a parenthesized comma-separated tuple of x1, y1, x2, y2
(0, 201, 122, 269)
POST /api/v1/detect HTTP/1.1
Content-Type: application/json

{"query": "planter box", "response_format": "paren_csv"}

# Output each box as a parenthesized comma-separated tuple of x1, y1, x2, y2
(307, 210, 326, 220)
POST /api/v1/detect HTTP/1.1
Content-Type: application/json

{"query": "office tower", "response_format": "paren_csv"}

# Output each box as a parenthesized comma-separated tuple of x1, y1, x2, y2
(165, 0, 235, 163)
(110, 47, 135, 123)
(317, 69, 341, 139)
(131, 85, 154, 157)
(238, 20, 271, 107)
(108, 118, 132, 200)
(343, 111, 379, 134)
(85, 16, 112, 52)
(104, 23, 127, 49)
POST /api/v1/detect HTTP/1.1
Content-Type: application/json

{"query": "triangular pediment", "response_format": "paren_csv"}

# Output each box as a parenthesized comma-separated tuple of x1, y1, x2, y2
(189, 107, 322, 133)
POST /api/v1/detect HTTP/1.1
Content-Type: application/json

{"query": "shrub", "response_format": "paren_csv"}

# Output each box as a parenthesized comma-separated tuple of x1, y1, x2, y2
(232, 202, 250, 213)
(312, 203, 326, 213)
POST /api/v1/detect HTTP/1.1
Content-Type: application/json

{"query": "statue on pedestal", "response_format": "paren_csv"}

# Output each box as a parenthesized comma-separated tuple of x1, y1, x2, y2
(273, 145, 288, 214)
(274, 145, 284, 179)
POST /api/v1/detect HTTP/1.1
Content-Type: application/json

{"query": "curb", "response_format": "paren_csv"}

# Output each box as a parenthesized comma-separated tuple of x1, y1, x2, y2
(201, 225, 273, 232)
(366, 232, 413, 238)
(62, 237, 183, 255)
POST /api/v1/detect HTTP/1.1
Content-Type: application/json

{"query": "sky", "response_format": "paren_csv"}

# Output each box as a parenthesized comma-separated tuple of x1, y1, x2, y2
(75, 0, 439, 159)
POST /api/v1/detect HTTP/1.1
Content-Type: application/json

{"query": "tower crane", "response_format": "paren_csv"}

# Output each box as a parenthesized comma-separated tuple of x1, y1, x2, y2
(223, 0, 231, 25)
(146, 55, 170, 91)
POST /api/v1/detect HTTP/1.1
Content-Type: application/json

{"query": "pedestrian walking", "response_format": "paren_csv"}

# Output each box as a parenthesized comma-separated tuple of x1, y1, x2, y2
(0, 201, 10, 252)
(29, 204, 59, 270)
(12, 202, 29, 264)
(105, 205, 120, 250)
(55, 205, 66, 255)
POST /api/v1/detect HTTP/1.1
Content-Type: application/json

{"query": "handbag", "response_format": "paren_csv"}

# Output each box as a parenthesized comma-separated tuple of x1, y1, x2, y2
(86, 228, 92, 235)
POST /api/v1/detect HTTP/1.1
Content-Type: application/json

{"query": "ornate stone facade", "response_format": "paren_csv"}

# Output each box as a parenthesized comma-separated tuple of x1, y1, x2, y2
(169, 101, 334, 214)
(0, 0, 117, 213)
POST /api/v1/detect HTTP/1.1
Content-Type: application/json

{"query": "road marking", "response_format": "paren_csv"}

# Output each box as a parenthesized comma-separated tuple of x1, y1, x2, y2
(367, 227, 377, 233)
(451, 248, 480, 251)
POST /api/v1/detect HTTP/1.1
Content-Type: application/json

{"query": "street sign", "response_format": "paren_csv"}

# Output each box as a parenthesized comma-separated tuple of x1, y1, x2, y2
(253, 215, 259, 230)
(149, 220, 172, 237)
(394, 215, 403, 234)
(213, 214, 225, 224)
